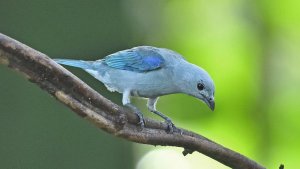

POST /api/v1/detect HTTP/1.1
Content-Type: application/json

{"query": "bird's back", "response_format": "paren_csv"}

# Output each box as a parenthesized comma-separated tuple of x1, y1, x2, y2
(54, 46, 186, 97)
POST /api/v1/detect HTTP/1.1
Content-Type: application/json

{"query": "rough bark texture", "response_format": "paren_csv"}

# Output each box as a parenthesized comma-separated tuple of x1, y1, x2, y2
(0, 33, 267, 169)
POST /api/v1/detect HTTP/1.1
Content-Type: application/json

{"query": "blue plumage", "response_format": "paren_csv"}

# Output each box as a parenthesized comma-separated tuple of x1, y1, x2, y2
(104, 46, 165, 72)
(53, 59, 93, 69)
(54, 46, 215, 133)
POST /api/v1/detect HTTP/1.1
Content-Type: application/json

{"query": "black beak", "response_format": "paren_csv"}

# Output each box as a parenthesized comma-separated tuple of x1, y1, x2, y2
(208, 99, 215, 111)
(198, 94, 215, 111)
(205, 97, 215, 111)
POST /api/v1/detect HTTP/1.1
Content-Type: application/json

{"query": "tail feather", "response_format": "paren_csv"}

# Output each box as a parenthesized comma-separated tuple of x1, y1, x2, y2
(53, 59, 93, 69)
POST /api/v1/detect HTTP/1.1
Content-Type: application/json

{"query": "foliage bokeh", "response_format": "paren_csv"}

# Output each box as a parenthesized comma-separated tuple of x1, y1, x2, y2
(0, 0, 299, 168)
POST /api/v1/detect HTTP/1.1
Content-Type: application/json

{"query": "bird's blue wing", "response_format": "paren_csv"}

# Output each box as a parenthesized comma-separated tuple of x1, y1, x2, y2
(103, 46, 165, 72)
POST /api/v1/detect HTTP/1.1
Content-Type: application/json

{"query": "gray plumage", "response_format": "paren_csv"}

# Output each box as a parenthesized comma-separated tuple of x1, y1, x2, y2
(54, 46, 215, 133)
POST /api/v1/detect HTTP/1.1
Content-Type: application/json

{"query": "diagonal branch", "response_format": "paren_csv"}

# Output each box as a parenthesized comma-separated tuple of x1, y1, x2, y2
(0, 33, 266, 169)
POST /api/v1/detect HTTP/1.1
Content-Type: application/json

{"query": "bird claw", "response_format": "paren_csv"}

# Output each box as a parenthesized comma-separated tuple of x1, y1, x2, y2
(137, 119, 145, 130)
(165, 119, 182, 134)
(166, 120, 174, 133)
(135, 112, 145, 130)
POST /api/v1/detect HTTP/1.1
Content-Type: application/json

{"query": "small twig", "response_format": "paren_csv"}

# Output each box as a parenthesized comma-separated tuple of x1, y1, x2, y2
(182, 148, 195, 156)
(0, 33, 266, 169)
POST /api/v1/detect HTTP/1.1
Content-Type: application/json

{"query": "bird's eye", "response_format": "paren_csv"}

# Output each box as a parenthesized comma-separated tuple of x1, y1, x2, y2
(197, 83, 205, 91)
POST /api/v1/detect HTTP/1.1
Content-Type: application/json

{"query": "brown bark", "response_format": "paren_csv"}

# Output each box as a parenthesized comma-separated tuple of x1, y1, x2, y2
(0, 33, 266, 169)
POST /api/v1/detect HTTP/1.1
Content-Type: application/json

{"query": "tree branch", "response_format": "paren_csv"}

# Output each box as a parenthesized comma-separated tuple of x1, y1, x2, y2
(0, 33, 266, 169)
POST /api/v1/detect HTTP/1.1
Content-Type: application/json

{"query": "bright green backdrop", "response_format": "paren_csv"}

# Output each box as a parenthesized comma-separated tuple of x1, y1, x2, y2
(0, 0, 299, 169)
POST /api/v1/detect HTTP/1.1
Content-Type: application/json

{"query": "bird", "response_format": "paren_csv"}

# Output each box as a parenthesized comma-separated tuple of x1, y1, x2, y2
(54, 46, 215, 133)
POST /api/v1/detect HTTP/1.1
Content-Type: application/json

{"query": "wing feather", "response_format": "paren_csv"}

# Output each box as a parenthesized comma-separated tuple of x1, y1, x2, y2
(103, 46, 165, 72)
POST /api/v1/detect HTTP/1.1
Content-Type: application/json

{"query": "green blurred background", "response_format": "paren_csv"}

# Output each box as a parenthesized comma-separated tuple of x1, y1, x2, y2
(0, 0, 299, 168)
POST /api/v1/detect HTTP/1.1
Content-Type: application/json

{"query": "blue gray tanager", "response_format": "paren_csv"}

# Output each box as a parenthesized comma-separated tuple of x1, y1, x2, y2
(54, 46, 215, 133)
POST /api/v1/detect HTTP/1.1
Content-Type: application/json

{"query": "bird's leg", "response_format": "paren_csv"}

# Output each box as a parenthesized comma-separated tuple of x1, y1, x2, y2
(123, 90, 145, 129)
(147, 97, 181, 134)
(125, 103, 145, 129)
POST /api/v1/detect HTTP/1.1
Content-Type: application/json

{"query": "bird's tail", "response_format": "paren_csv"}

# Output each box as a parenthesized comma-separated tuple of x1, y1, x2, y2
(53, 59, 94, 69)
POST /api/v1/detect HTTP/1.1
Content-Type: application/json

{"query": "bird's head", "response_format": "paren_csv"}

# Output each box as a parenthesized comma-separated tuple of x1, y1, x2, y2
(175, 62, 215, 111)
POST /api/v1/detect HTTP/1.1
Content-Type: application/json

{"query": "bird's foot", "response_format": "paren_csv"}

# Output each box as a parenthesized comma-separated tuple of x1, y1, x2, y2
(134, 111, 145, 130)
(165, 118, 182, 134)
